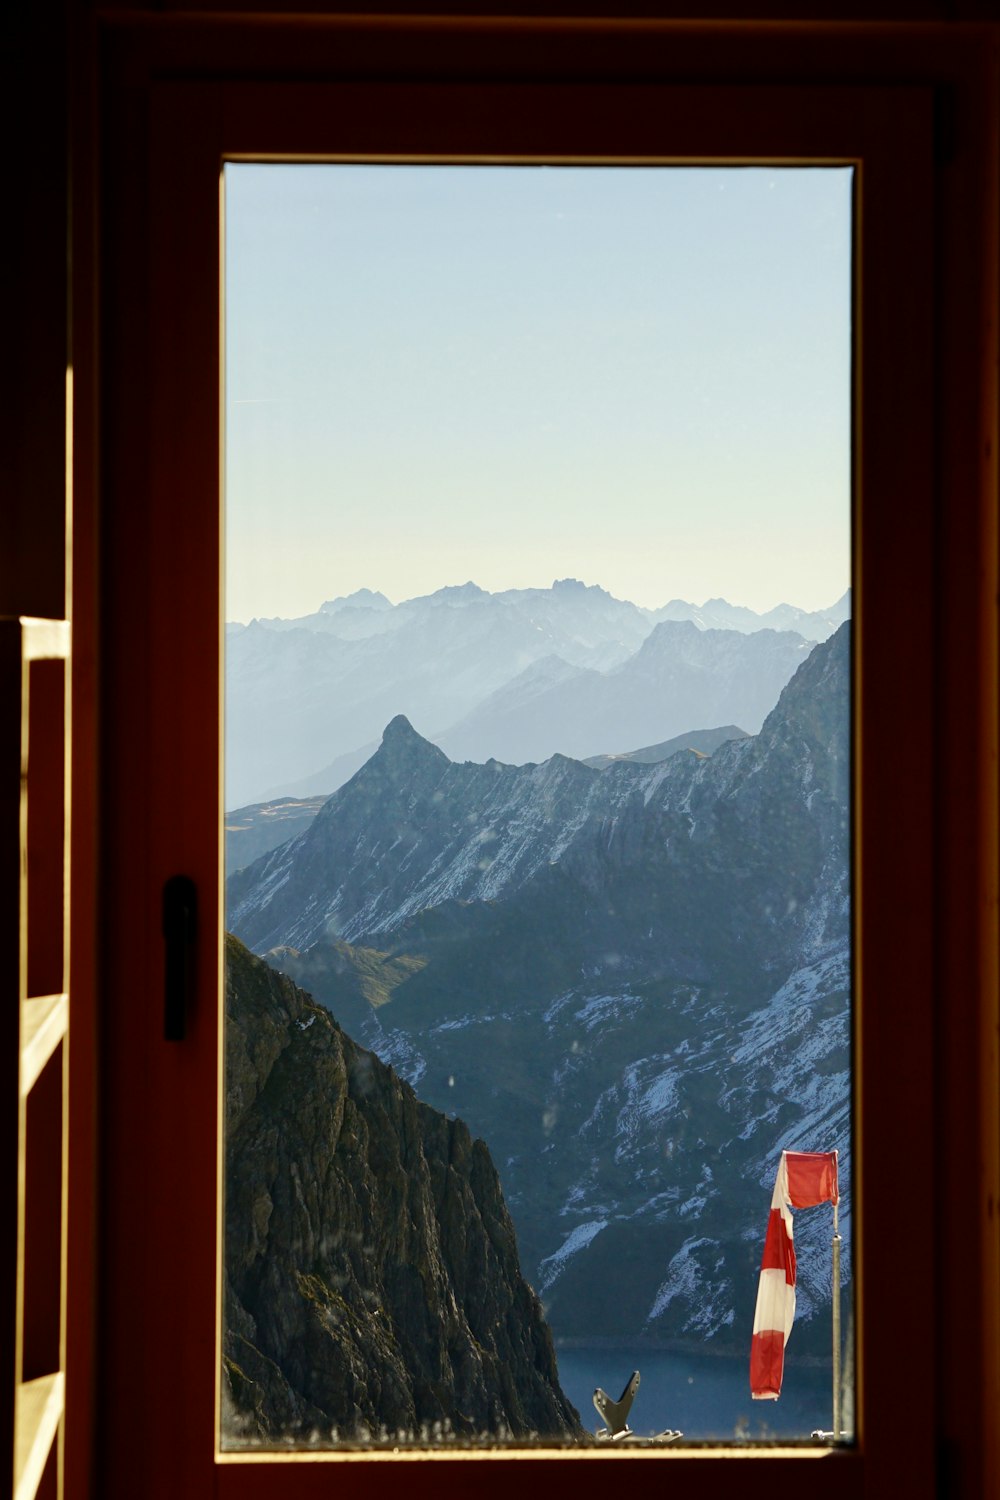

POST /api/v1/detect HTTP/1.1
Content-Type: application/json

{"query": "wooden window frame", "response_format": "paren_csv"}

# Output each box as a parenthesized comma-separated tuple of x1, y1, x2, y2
(80, 13, 999, 1500)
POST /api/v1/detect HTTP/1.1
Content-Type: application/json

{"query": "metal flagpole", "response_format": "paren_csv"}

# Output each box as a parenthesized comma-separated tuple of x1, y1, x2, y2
(832, 1197, 842, 1440)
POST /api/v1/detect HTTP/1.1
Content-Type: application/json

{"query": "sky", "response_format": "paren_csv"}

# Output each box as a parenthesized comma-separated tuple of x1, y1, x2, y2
(225, 163, 852, 623)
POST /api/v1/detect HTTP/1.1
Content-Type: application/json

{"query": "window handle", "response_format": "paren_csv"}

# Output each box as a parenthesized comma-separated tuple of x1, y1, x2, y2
(162, 875, 197, 1041)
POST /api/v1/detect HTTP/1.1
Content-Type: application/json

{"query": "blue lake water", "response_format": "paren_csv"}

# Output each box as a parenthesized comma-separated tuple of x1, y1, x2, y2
(555, 1346, 838, 1441)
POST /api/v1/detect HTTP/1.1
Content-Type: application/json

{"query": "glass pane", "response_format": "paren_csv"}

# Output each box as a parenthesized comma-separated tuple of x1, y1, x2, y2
(221, 163, 853, 1451)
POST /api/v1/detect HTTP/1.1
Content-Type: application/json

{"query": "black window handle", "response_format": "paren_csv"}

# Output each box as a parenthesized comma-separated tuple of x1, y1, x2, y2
(163, 875, 197, 1041)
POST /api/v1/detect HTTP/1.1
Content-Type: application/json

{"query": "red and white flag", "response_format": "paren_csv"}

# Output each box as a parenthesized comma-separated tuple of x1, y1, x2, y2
(750, 1149, 839, 1400)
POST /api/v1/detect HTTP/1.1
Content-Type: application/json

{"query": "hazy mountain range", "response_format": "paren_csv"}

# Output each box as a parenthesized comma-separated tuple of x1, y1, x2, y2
(226, 580, 848, 807)
(227, 624, 851, 1355)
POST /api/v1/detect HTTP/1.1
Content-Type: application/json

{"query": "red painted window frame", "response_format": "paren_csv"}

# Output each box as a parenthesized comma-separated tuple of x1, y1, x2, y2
(84, 15, 999, 1500)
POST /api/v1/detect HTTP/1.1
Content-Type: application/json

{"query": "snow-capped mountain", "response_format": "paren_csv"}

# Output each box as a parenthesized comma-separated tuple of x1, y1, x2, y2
(227, 625, 851, 1354)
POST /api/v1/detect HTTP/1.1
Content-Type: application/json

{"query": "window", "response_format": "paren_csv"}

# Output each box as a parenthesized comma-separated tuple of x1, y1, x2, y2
(221, 158, 854, 1451)
(86, 17, 999, 1500)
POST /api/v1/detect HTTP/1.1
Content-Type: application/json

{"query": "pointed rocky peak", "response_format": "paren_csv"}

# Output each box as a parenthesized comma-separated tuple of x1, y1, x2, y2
(311, 718, 451, 811)
(377, 715, 451, 767)
(382, 713, 420, 744)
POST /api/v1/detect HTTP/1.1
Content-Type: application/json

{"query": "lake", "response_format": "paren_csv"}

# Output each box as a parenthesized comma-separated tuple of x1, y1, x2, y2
(555, 1346, 842, 1442)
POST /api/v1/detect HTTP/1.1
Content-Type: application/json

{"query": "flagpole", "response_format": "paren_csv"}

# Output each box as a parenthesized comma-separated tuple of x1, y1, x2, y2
(832, 1197, 841, 1440)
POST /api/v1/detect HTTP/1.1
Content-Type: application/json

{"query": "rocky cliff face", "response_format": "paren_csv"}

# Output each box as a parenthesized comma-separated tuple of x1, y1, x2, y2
(223, 935, 581, 1446)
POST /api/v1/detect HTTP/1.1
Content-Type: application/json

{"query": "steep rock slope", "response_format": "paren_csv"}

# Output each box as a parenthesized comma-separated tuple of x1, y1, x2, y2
(226, 795, 328, 874)
(223, 936, 581, 1445)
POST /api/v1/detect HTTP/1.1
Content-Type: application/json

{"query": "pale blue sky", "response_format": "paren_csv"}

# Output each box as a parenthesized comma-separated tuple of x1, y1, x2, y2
(225, 164, 852, 622)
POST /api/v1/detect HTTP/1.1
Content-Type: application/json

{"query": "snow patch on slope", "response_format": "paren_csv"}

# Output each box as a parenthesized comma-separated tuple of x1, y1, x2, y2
(537, 1220, 609, 1292)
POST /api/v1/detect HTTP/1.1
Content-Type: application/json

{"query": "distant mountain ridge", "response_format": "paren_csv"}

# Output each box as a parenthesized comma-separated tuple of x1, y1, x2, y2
(436, 622, 807, 767)
(583, 725, 748, 770)
(227, 626, 852, 1353)
(234, 580, 850, 641)
(226, 796, 328, 874)
(652, 590, 850, 640)
(227, 578, 842, 806)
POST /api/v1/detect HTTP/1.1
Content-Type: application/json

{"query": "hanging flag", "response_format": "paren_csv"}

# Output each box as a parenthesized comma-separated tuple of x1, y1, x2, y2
(750, 1149, 839, 1400)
